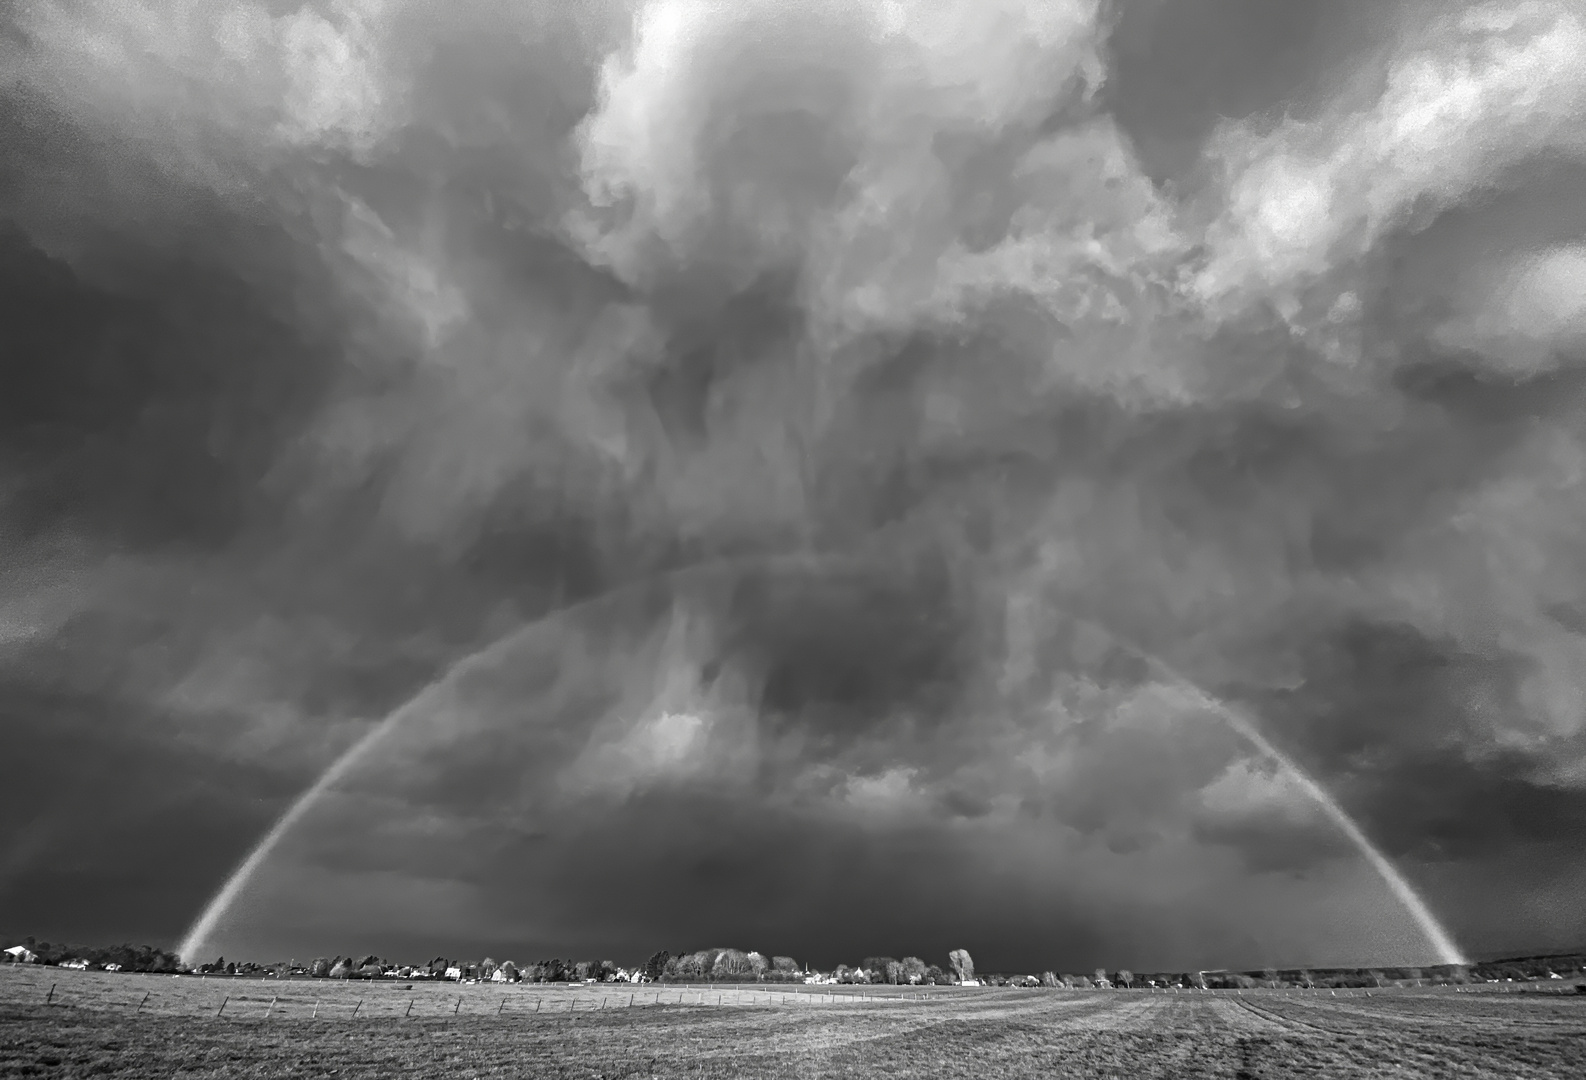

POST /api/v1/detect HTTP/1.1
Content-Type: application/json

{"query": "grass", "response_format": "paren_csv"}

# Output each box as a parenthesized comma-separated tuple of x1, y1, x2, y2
(3, 966, 1584, 1078)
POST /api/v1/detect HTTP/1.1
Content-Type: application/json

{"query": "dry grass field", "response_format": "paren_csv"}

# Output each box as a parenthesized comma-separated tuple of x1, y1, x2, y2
(4, 966, 1584, 1078)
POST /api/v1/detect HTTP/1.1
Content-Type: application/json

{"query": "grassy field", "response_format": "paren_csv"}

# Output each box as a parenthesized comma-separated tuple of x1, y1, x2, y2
(4, 966, 1584, 1078)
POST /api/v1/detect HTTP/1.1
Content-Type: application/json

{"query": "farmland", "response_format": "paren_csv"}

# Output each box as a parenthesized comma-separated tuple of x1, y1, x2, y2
(3, 966, 1584, 1078)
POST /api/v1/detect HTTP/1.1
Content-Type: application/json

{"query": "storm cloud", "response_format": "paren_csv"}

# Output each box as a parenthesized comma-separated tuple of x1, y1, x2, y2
(3, 0, 1585, 972)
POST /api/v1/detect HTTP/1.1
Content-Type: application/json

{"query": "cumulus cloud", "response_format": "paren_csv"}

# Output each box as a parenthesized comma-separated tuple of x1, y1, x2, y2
(1197, 1, 1586, 312)
(4, 0, 1586, 970)
(1434, 244, 1586, 374)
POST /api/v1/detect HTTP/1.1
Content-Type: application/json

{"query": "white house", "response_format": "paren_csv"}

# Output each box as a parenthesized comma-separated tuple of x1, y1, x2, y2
(4, 946, 37, 964)
(444, 966, 463, 981)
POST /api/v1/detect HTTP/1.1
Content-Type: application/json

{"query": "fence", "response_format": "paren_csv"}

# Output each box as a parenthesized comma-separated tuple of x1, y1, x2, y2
(1, 967, 950, 1021)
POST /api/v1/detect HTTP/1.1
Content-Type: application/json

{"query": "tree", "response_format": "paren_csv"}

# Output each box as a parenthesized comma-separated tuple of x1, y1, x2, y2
(902, 957, 927, 984)
(1094, 968, 1110, 988)
(925, 964, 947, 985)
(884, 960, 905, 985)
(862, 957, 899, 983)
(1041, 971, 1060, 987)
(1116, 969, 1134, 989)
(643, 951, 671, 982)
(948, 949, 974, 984)
(329, 959, 353, 979)
(711, 949, 752, 978)
(771, 956, 799, 974)
(311, 958, 332, 978)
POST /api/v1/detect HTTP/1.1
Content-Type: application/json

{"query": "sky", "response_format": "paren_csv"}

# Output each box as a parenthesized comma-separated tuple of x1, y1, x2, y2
(2, 0, 1585, 975)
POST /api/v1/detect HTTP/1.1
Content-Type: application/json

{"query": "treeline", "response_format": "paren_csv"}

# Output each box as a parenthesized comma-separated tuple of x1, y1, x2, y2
(16, 934, 1582, 990)
(1075, 956, 1586, 990)
(1469, 953, 1586, 983)
(254, 956, 635, 982)
(7, 937, 181, 972)
(642, 947, 979, 985)
(641, 949, 803, 982)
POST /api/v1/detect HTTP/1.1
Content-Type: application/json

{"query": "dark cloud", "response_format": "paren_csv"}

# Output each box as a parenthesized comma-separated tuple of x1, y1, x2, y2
(0, 215, 335, 550)
(3, 0, 1585, 973)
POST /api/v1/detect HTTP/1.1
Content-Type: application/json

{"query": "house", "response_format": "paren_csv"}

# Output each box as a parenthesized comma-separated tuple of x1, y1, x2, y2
(444, 966, 463, 981)
(104, 963, 122, 972)
(4, 946, 37, 964)
(59, 958, 90, 970)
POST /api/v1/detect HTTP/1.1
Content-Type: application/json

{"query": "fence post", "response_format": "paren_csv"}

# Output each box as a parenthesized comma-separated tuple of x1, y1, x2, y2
(138, 991, 150, 1011)
(217, 996, 229, 1017)
(313, 999, 320, 1018)
(353, 999, 363, 1018)
(45, 984, 55, 1005)
(629, 993, 634, 1008)
(454, 996, 462, 1015)
(498, 998, 506, 1015)
(535, 998, 542, 1013)
(266, 996, 277, 1018)
(405, 999, 414, 1018)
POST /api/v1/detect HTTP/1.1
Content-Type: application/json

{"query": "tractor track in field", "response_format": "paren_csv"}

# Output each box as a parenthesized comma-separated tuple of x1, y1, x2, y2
(1226, 994, 1345, 1037)
(1309, 996, 1586, 1034)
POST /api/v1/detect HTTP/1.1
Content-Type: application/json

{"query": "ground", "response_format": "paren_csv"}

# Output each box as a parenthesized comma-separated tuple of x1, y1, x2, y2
(3, 967, 1584, 1078)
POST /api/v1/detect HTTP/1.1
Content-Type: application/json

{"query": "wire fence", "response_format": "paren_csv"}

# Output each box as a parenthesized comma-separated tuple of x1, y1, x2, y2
(0, 968, 958, 1021)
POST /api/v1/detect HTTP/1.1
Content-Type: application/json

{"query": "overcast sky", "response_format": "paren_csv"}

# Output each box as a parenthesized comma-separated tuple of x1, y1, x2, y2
(3, 0, 1585, 974)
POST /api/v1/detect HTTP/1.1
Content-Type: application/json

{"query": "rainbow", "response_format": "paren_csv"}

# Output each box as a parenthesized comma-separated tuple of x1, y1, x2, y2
(178, 575, 1467, 968)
